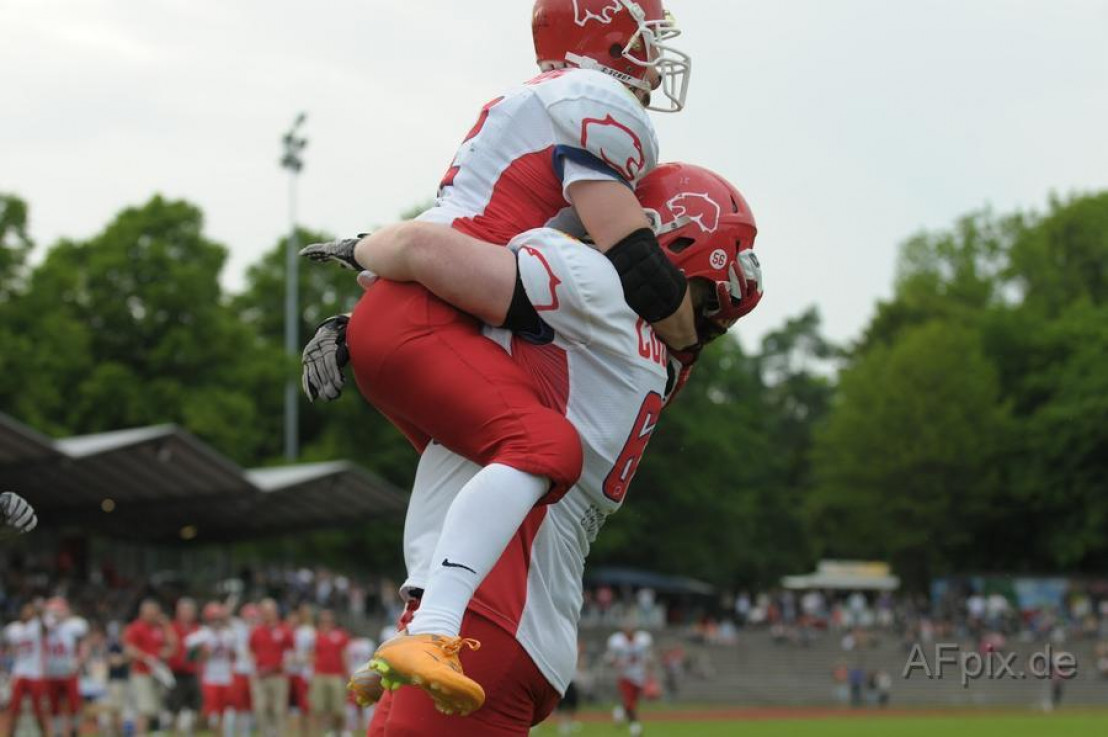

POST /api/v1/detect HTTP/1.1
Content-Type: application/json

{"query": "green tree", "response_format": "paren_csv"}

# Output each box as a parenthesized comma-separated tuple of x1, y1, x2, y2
(1, 196, 282, 462)
(810, 321, 1009, 586)
(0, 193, 33, 299)
(233, 229, 419, 485)
(591, 337, 787, 586)
(1007, 192, 1108, 314)
(860, 208, 1013, 351)
(816, 190, 1108, 582)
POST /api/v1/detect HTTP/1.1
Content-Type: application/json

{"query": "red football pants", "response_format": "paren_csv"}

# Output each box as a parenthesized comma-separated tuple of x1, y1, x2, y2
(618, 678, 643, 713)
(44, 676, 81, 715)
(8, 677, 46, 723)
(367, 610, 559, 737)
(346, 280, 582, 501)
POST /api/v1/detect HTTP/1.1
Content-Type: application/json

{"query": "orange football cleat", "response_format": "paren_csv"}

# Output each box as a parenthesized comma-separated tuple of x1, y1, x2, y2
(369, 634, 484, 716)
(347, 662, 385, 706)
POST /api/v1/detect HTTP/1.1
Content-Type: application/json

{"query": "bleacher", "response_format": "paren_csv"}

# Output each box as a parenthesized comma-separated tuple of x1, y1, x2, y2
(582, 628, 1108, 707)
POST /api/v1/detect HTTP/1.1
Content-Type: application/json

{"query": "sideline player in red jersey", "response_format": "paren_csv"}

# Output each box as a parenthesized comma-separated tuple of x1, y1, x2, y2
(313, 163, 762, 736)
(248, 599, 293, 737)
(167, 598, 203, 737)
(302, 0, 695, 715)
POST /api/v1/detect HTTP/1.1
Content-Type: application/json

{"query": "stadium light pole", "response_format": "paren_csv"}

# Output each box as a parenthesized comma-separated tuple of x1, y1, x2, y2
(280, 113, 308, 462)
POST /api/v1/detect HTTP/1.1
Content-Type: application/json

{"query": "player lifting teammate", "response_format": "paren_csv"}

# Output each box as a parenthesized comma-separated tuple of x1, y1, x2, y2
(308, 162, 761, 736)
(302, 0, 695, 718)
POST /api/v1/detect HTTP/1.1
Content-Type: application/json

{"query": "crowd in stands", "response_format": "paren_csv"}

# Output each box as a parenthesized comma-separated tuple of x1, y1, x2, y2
(581, 582, 1108, 663)
(7, 547, 1108, 737)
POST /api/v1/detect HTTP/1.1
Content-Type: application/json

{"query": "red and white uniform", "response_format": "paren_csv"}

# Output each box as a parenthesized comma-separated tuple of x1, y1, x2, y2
(229, 619, 254, 710)
(400, 228, 669, 695)
(344, 637, 374, 707)
(608, 629, 653, 712)
(186, 626, 236, 716)
(344, 637, 373, 676)
(289, 623, 315, 712)
(347, 67, 659, 501)
(44, 617, 87, 714)
(607, 629, 654, 687)
(3, 619, 47, 719)
(422, 67, 659, 242)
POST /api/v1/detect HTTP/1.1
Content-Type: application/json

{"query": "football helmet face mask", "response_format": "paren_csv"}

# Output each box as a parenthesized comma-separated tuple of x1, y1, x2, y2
(636, 163, 761, 343)
(532, 0, 691, 112)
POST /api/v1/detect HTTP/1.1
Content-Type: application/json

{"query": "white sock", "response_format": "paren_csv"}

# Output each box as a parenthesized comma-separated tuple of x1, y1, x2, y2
(179, 710, 196, 737)
(408, 464, 547, 636)
(222, 711, 235, 737)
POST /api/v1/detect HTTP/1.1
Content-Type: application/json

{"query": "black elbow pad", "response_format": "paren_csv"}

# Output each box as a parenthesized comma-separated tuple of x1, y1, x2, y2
(500, 260, 543, 335)
(605, 228, 688, 323)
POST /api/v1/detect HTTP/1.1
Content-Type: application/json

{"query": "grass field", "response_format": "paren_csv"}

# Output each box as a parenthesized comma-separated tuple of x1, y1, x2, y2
(529, 710, 1108, 737)
(11, 707, 1108, 736)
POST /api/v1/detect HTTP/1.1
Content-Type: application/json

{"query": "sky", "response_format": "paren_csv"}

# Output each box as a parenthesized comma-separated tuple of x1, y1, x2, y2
(3, 0, 1107, 349)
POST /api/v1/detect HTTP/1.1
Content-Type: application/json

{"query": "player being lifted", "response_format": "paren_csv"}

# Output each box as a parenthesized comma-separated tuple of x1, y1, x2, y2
(309, 163, 762, 735)
(302, 0, 694, 717)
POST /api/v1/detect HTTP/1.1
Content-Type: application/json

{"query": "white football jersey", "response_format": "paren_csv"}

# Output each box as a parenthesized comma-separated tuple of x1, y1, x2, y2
(291, 624, 316, 678)
(3, 619, 46, 679)
(187, 626, 236, 686)
(344, 637, 375, 673)
(418, 68, 659, 244)
(401, 228, 669, 694)
(606, 630, 654, 686)
(230, 619, 254, 676)
(44, 617, 88, 678)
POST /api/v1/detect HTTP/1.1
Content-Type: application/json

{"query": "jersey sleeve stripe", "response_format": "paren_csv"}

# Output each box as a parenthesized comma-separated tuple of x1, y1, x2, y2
(552, 145, 629, 187)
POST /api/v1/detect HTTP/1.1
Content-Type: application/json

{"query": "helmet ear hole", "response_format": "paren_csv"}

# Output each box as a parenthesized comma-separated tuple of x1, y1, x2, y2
(609, 43, 623, 58)
(667, 236, 696, 254)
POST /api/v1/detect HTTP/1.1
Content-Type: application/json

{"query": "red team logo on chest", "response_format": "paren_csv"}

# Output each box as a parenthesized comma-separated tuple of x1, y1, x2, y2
(580, 115, 646, 182)
(573, 0, 624, 26)
(519, 246, 563, 311)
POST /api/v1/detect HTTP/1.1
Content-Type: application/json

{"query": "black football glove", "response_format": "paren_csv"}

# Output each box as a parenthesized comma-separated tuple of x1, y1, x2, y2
(302, 315, 351, 402)
(299, 235, 367, 271)
(1, 491, 37, 536)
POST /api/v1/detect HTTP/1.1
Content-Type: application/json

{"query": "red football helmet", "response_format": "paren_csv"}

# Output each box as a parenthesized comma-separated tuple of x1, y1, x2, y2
(636, 162, 761, 342)
(532, 0, 691, 112)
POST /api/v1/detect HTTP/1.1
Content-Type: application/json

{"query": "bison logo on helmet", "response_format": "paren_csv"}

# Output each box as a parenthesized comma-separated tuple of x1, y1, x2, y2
(573, 0, 625, 26)
(580, 114, 646, 182)
(666, 192, 722, 234)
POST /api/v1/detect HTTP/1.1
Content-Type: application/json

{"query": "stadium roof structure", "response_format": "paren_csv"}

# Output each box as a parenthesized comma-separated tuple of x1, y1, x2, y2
(781, 560, 901, 591)
(586, 566, 716, 596)
(0, 413, 407, 543)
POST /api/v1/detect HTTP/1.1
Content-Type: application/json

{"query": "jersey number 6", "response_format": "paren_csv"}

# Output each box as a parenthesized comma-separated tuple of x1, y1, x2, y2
(603, 391, 664, 503)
